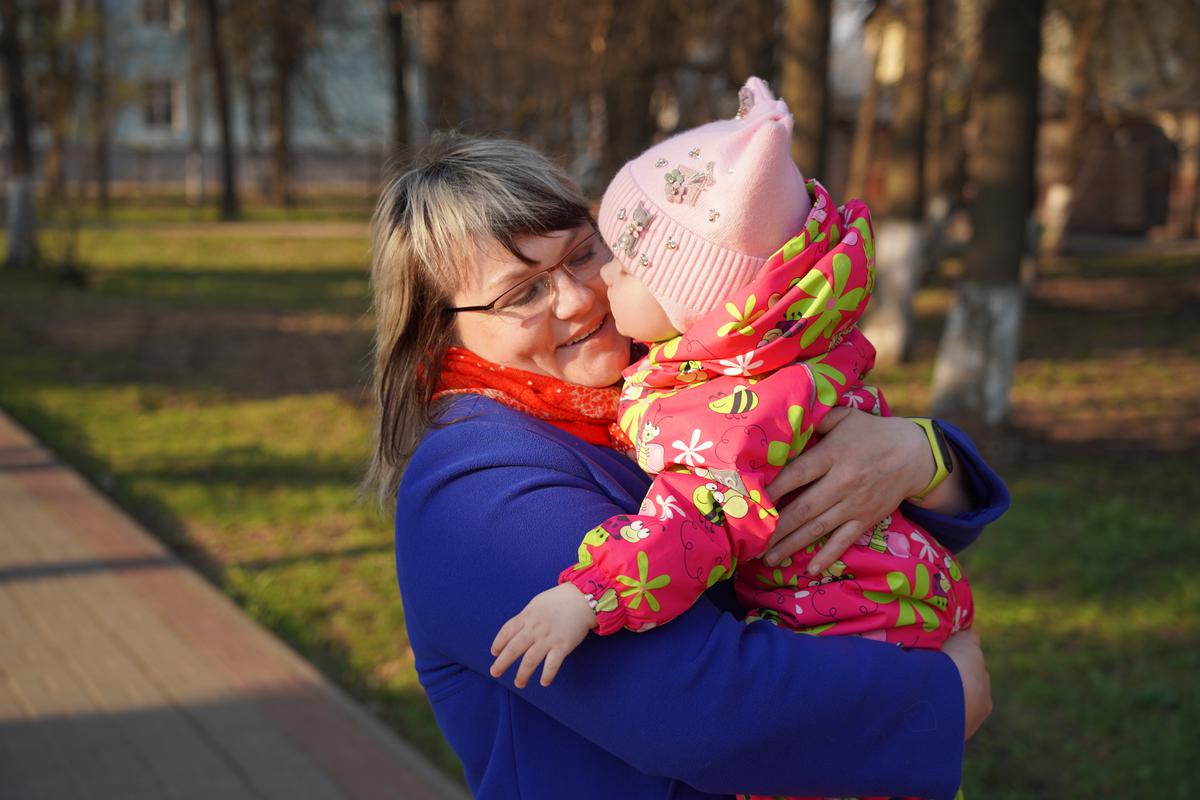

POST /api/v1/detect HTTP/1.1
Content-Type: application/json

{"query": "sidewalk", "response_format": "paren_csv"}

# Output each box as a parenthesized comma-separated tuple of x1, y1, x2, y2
(0, 410, 467, 800)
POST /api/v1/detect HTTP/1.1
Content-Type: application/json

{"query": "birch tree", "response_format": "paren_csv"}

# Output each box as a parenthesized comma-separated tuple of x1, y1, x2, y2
(931, 0, 1045, 425)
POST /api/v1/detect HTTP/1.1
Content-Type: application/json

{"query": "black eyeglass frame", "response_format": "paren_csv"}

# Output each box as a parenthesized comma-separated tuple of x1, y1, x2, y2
(445, 228, 605, 315)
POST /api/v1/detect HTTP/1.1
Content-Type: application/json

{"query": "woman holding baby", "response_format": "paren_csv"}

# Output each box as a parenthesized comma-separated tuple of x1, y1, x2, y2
(369, 80, 1008, 800)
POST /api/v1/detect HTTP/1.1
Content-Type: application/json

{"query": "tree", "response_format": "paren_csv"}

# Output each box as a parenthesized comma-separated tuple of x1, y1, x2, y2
(35, 0, 84, 206)
(846, 3, 887, 200)
(203, 0, 240, 220)
(862, 0, 934, 366)
(90, 0, 111, 216)
(1, 0, 37, 268)
(726, 0, 778, 90)
(420, 0, 456, 132)
(268, 0, 302, 205)
(386, 0, 407, 150)
(596, 0, 672, 181)
(1040, 0, 1110, 255)
(1164, 108, 1199, 239)
(931, 0, 1045, 425)
(779, 0, 831, 178)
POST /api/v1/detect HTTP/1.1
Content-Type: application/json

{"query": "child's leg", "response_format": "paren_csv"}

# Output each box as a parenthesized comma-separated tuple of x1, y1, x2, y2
(736, 512, 972, 649)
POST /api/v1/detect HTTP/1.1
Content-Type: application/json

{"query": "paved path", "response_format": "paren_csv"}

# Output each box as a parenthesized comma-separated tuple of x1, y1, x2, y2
(0, 411, 467, 800)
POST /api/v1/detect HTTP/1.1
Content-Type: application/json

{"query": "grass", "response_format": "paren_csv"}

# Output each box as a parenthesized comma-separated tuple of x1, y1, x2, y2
(1, 216, 1197, 795)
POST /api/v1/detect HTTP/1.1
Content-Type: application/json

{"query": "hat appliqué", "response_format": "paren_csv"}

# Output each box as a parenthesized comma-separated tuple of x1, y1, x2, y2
(617, 202, 656, 259)
(664, 161, 716, 207)
(735, 85, 755, 119)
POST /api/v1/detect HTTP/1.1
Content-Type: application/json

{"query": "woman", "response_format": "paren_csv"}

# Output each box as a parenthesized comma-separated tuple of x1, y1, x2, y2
(369, 134, 1008, 800)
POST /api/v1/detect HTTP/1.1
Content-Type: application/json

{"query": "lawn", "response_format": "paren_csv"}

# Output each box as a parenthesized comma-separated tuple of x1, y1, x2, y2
(1, 215, 1197, 796)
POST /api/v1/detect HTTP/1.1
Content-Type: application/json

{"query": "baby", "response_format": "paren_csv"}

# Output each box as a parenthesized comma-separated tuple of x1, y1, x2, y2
(490, 80, 973, 799)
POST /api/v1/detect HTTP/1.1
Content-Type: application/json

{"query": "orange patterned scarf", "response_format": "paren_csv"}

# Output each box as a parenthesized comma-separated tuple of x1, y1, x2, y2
(434, 347, 630, 449)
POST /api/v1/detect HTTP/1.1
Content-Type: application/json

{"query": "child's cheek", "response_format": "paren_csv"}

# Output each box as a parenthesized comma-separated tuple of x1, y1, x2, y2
(605, 283, 633, 329)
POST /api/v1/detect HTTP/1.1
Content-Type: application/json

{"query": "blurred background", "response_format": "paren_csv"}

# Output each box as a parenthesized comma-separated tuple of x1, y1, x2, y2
(0, 0, 1196, 796)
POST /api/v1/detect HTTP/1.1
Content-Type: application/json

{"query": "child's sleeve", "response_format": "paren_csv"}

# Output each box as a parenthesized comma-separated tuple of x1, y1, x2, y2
(559, 466, 779, 635)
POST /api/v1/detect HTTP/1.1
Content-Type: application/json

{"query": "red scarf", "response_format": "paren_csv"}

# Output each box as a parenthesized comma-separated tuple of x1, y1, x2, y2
(434, 347, 630, 449)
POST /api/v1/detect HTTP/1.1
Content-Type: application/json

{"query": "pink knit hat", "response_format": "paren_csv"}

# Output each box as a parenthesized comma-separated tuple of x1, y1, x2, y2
(598, 77, 811, 333)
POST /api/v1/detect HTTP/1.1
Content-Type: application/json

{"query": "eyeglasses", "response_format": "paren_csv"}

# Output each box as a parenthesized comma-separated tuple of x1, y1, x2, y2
(447, 229, 611, 319)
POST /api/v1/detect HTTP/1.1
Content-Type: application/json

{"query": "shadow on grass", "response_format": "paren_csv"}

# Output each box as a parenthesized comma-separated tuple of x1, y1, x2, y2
(3, 313, 374, 401)
(91, 266, 370, 315)
(1, 264, 369, 315)
(119, 444, 368, 489)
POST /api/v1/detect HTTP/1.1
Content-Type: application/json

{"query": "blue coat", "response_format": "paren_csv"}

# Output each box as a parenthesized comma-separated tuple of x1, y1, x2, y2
(395, 396, 1009, 800)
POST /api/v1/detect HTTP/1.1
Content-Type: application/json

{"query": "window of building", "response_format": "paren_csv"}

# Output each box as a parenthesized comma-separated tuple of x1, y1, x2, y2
(143, 80, 175, 129)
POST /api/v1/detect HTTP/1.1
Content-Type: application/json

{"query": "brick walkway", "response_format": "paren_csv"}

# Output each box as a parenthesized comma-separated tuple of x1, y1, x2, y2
(0, 411, 467, 800)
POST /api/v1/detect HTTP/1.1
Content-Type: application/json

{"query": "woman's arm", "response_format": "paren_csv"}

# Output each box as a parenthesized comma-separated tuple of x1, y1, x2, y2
(397, 412, 971, 800)
(763, 408, 1010, 569)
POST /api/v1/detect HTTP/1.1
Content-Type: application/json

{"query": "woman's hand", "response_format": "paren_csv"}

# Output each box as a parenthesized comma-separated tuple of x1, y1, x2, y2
(942, 629, 993, 740)
(490, 583, 597, 688)
(763, 408, 937, 572)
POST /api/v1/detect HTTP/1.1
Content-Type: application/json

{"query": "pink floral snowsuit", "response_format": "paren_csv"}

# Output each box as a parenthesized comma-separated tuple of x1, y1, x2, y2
(559, 182, 974, 656)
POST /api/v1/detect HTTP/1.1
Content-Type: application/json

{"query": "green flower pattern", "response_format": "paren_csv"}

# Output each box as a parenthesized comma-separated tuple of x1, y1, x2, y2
(718, 294, 766, 337)
(863, 563, 942, 632)
(805, 353, 848, 408)
(755, 557, 800, 590)
(766, 404, 813, 466)
(615, 551, 672, 613)
(787, 252, 866, 348)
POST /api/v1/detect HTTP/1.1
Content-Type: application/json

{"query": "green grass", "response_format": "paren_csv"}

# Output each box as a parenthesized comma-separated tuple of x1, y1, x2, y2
(1, 221, 1197, 795)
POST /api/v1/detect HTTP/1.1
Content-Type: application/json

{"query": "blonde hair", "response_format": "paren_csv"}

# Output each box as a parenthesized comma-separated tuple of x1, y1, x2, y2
(365, 133, 592, 509)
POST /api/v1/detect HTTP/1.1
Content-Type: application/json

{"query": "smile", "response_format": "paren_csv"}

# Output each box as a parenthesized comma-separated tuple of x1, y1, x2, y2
(561, 315, 607, 349)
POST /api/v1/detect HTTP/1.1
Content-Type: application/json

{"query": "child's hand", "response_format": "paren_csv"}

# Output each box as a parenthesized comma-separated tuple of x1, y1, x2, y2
(489, 583, 597, 688)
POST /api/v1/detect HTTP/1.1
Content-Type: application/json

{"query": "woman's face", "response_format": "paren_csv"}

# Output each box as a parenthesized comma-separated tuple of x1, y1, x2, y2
(452, 228, 631, 387)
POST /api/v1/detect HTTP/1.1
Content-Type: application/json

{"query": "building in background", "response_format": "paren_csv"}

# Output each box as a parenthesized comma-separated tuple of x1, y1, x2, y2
(24, 0, 392, 199)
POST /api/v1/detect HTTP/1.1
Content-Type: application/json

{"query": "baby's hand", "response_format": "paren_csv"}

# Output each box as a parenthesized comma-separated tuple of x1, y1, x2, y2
(489, 582, 597, 688)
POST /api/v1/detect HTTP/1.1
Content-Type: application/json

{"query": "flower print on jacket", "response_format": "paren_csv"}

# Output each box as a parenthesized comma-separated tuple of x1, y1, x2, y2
(718, 351, 764, 377)
(672, 428, 714, 467)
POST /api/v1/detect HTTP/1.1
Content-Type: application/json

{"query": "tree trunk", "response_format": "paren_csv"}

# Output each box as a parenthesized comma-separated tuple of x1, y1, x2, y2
(1, 0, 37, 268)
(923, 1, 970, 271)
(186, 1, 207, 207)
(598, 0, 668, 181)
(40, 1, 80, 207)
(863, 0, 933, 366)
(386, 0, 407, 151)
(780, 0, 831, 178)
(931, 0, 1044, 426)
(1040, 0, 1109, 256)
(204, 0, 240, 220)
(845, 16, 883, 201)
(727, 0, 778, 89)
(1164, 109, 1199, 239)
(269, 3, 297, 208)
(92, 0, 111, 217)
(271, 68, 292, 205)
(242, 71, 265, 195)
(422, 0, 457, 131)
(885, 0, 932, 221)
